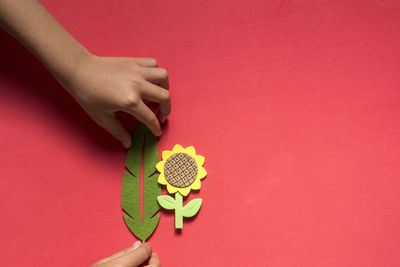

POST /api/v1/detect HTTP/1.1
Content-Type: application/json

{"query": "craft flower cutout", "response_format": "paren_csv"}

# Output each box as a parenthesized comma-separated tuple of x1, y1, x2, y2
(157, 144, 207, 229)
(156, 144, 207, 197)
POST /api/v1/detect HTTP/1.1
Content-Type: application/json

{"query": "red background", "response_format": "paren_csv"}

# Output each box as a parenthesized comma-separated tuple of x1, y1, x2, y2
(1, 0, 400, 266)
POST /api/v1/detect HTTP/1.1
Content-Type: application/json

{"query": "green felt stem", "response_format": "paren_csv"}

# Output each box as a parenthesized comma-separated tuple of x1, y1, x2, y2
(175, 192, 183, 229)
(164, 192, 203, 229)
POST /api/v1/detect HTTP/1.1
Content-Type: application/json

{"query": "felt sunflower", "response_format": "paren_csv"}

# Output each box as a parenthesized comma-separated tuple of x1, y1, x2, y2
(156, 144, 207, 196)
(157, 144, 207, 229)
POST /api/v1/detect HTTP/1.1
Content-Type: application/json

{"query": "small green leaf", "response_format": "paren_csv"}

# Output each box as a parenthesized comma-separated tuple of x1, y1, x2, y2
(182, 198, 202, 217)
(157, 195, 176, 210)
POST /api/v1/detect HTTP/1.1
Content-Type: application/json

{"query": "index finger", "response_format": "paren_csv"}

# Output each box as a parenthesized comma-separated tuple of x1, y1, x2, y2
(140, 80, 171, 123)
(124, 99, 162, 136)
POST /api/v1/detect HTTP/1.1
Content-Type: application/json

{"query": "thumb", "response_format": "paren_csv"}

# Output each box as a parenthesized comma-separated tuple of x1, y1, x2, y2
(112, 242, 153, 267)
(91, 241, 149, 267)
(95, 112, 131, 148)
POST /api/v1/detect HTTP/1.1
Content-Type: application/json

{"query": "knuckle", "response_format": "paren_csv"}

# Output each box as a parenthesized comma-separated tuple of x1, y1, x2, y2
(129, 64, 140, 72)
(130, 77, 142, 88)
(124, 93, 140, 107)
(122, 60, 140, 72)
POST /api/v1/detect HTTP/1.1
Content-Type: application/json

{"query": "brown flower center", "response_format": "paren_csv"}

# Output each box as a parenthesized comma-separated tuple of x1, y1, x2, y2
(164, 152, 198, 188)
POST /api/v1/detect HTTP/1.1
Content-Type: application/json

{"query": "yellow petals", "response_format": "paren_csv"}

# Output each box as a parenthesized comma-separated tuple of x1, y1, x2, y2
(191, 178, 201, 190)
(179, 187, 191, 196)
(166, 183, 178, 194)
(198, 167, 207, 179)
(185, 146, 196, 156)
(158, 173, 167, 185)
(195, 155, 205, 166)
(172, 144, 185, 153)
(162, 151, 172, 161)
(156, 161, 164, 172)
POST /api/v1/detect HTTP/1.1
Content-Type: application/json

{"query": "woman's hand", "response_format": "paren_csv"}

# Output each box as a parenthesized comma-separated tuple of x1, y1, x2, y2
(59, 54, 171, 148)
(91, 242, 161, 267)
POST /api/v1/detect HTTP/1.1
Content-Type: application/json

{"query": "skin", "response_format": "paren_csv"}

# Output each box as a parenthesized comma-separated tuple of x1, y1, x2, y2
(0, 0, 171, 148)
(91, 242, 161, 267)
(0, 0, 165, 264)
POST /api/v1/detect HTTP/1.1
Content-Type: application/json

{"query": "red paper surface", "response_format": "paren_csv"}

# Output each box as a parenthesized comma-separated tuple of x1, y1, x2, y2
(1, 0, 400, 266)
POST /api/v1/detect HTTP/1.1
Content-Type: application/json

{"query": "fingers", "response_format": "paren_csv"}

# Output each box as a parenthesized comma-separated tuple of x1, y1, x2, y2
(115, 242, 153, 267)
(135, 57, 158, 67)
(95, 113, 131, 148)
(146, 253, 161, 267)
(96, 241, 142, 264)
(114, 57, 171, 134)
(132, 59, 171, 124)
(139, 67, 170, 123)
(140, 67, 169, 93)
(124, 99, 161, 136)
(91, 242, 154, 267)
(139, 81, 171, 123)
(140, 67, 169, 86)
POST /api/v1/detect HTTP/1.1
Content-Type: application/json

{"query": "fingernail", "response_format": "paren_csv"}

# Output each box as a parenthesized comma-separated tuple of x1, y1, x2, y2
(122, 140, 131, 149)
(155, 129, 161, 136)
(158, 112, 167, 123)
(132, 241, 141, 250)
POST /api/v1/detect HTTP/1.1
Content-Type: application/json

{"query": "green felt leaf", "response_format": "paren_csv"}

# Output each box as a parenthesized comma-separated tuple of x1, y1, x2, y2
(123, 214, 160, 242)
(121, 171, 138, 219)
(182, 198, 202, 217)
(143, 174, 161, 219)
(157, 195, 176, 210)
(144, 129, 158, 178)
(122, 123, 161, 242)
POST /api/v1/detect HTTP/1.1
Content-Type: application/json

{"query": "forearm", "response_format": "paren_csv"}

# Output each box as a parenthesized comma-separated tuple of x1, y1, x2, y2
(0, 0, 89, 81)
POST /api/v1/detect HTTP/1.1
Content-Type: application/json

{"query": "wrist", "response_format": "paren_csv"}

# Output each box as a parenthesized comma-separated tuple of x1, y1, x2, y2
(49, 46, 93, 94)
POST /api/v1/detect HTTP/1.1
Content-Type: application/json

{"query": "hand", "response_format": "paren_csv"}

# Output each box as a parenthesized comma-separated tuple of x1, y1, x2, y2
(91, 242, 161, 267)
(1, 1, 171, 148)
(59, 54, 171, 148)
